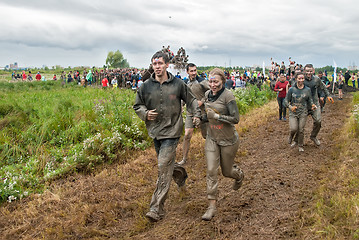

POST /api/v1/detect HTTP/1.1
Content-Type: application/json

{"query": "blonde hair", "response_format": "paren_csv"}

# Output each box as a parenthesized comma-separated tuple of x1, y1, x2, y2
(209, 68, 226, 84)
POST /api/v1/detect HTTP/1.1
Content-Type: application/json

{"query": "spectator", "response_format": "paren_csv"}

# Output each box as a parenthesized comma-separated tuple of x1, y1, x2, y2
(22, 71, 27, 81)
(351, 72, 356, 88)
(131, 79, 137, 91)
(35, 72, 41, 81)
(111, 77, 118, 89)
(67, 71, 73, 83)
(225, 76, 234, 89)
(27, 71, 33, 81)
(102, 76, 109, 88)
(344, 70, 351, 85)
(137, 78, 143, 88)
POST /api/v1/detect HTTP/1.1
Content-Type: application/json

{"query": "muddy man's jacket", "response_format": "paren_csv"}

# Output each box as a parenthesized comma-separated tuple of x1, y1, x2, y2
(133, 72, 200, 140)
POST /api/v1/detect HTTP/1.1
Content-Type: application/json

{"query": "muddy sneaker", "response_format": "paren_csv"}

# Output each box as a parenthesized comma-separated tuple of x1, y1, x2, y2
(177, 159, 187, 165)
(310, 137, 321, 146)
(233, 169, 244, 190)
(145, 211, 161, 222)
(288, 136, 292, 144)
(290, 142, 297, 148)
(283, 117, 287, 121)
(201, 207, 216, 221)
(298, 147, 304, 152)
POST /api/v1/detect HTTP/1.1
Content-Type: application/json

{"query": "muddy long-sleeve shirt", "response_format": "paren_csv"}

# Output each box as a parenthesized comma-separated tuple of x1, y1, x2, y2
(187, 78, 210, 115)
(133, 72, 201, 140)
(304, 75, 330, 105)
(284, 85, 314, 117)
(204, 88, 240, 146)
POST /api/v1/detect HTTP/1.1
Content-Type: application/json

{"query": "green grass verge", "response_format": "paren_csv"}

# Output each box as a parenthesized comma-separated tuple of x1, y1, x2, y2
(301, 92, 359, 239)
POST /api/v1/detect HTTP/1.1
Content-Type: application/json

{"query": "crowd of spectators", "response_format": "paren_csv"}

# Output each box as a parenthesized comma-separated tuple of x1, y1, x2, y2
(9, 57, 358, 92)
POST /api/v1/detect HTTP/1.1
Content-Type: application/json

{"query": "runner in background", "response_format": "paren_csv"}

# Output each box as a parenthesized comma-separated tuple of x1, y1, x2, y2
(285, 71, 317, 152)
(178, 63, 209, 165)
(274, 73, 289, 121)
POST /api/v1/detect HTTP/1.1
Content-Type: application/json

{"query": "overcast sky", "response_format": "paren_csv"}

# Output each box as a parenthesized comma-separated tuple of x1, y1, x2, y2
(1, 0, 358, 69)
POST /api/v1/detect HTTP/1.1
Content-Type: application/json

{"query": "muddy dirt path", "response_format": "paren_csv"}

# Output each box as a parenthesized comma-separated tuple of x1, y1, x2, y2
(0, 95, 352, 240)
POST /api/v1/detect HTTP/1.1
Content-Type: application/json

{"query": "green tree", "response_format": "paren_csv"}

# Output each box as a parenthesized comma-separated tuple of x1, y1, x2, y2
(106, 50, 130, 68)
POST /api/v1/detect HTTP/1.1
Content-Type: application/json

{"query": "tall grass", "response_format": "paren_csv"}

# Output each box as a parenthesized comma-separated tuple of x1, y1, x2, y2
(301, 92, 359, 239)
(0, 81, 150, 203)
(233, 84, 277, 115)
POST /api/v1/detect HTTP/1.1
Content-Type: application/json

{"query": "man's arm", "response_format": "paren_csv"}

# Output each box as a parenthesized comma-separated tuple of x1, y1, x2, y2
(181, 83, 201, 118)
(133, 87, 149, 121)
(318, 78, 330, 97)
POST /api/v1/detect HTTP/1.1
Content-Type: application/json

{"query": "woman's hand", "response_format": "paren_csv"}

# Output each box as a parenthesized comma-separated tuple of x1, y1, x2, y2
(206, 108, 219, 120)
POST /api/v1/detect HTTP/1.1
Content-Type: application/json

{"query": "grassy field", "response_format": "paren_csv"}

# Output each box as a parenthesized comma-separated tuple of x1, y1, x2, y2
(301, 92, 359, 239)
(0, 81, 276, 204)
(0, 81, 151, 202)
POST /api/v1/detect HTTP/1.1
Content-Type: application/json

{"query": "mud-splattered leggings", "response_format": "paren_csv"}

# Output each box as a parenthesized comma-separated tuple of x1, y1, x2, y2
(205, 137, 241, 200)
(290, 114, 308, 147)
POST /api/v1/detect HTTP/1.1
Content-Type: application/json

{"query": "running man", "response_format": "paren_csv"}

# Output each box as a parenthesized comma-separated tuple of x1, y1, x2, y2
(296, 64, 334, 146)
(133, 51, 201, 222)
(178, 63, 210, 165)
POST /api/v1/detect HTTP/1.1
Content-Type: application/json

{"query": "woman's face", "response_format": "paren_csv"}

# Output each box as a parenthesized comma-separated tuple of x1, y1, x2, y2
(208, 74, 223, 95)
(296, 74, 305, 86)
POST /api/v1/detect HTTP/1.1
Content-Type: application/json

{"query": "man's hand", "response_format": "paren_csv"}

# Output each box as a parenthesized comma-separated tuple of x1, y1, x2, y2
(327, 96, 334, 103)
(206, 108, 219, 120)
(311, 104, 317, 110)
(278, 88, 283, 92)
(147, 109, 158, 121)
(197, 100, 203, 107)
(290, 106, 297, 112)
(193, 117, 201, 128)
(320, 97, 324, 104)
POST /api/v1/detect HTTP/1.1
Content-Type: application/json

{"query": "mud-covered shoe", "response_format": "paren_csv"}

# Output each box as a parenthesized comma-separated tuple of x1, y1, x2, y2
(145, 211, 161, 222)
(233, 169, 244, 190)
(290, 142, 297, 148)
(310, 137, 321, 146)
(298, 147, 304, 152)
(288, 136, 292, 144)
(201, 207, 216, 221)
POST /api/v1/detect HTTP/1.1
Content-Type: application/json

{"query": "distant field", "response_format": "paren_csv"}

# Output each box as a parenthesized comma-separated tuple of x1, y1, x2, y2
(0, 74, 55, 82)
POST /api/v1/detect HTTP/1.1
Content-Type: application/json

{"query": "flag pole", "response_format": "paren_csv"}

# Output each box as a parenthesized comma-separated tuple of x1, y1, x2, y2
(332, 59, 337, 94)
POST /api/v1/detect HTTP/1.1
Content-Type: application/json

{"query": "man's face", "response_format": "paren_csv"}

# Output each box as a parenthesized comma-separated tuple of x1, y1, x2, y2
(318, 73, 323, 78)
(305, 67, 314, 80)
(152, 57, 168, 78)
(279, 74, 286, 82)
(187, 66, 197, 81)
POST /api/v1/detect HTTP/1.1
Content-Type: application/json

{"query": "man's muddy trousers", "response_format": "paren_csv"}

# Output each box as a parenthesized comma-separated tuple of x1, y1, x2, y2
(309, 107, 321, 139)
(150, 138, 179, 217)
(205, 137, 241, 200)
